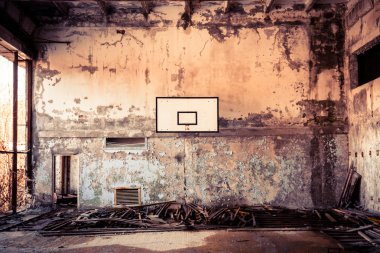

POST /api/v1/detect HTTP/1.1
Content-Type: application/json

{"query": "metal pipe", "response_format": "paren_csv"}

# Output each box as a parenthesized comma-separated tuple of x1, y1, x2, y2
(52, 155, 56, 204)
(12, 51, 18, 214)
(0, 150, 29, 154)
(26, 60, 33, 196)
(61, 157, 66, 196)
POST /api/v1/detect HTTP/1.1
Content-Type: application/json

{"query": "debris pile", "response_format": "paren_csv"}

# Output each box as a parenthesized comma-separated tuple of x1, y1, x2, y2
(34, 200, 380, 251)
(38, 201, 365, 234)
(41, 201, 260, 234)
(338, 168, 361, 208)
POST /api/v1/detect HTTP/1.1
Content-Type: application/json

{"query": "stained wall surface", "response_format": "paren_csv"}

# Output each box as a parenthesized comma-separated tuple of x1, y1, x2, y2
(346, 0, 380, 212)
(32, 2, 348, 208)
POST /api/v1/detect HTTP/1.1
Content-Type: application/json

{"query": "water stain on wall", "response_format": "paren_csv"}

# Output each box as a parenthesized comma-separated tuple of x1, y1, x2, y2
(31, 2, 349, 208)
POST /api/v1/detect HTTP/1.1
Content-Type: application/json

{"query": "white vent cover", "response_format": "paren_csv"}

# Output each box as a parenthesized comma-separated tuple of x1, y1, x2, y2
(114, 187, 141, 206)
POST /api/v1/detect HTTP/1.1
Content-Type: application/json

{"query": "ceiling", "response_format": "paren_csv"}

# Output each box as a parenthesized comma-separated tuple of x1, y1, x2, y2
(9, 0, 349, 26)
(0, 0, 349, 59)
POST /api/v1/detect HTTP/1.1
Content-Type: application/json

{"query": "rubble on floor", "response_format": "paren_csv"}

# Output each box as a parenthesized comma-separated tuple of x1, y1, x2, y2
(1, 201, 379, 251)
(1, 169, 377, 251)
(0, 206, 54, 231)
(338, 168, 361, 208)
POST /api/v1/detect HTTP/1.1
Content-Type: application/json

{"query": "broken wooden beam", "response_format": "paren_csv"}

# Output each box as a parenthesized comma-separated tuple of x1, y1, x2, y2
(358, 231, 378, 246)
(347, 225, 374, 233)
(324, 213, 337, 223)
(314, 210, 322, 220)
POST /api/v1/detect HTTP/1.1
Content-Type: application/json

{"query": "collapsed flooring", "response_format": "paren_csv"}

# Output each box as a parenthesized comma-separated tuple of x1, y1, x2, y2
(1, 202, 380, 252)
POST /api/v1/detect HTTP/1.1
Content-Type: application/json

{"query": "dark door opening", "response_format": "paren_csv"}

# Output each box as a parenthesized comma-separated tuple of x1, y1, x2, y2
(53, 155, 78, 206)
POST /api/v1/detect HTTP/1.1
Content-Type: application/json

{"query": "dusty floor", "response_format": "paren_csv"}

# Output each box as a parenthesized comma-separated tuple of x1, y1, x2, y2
(0, 230, 358, 253)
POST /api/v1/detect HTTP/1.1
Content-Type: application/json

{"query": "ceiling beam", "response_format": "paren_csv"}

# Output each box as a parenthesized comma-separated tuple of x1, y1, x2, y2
(183, 0, 201, 18)
(0, 1, 36, 58)
(0, 17, 36, 59)
(223, 0, 231, 13)
(51, 1, 69, 16)
(305, 0, 317, 12)
(141, 1, 151, 19)
(265, 0, 276, 13)
(96, 0, 110, 16)
(184, 0, 193, 16)
(8, 0, 203, 1)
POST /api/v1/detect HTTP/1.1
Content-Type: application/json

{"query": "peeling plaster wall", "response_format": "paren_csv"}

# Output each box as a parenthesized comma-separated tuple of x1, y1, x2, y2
(185, 135, 347, 207)
(348, 79, 380, 212)
(346, 1, 380, 212)
(32, 2, 348, 208)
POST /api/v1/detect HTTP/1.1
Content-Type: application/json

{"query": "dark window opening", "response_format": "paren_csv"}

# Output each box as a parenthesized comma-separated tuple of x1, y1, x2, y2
(105, 137, 146, 149)
(357, 42, 380, 86)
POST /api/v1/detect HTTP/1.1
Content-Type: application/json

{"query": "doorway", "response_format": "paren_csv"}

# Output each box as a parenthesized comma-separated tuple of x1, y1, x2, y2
(53, 155, 79, 206)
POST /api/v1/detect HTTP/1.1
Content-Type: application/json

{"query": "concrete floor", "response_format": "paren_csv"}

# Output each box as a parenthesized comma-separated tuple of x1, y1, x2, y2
(0, 230, 358, 253)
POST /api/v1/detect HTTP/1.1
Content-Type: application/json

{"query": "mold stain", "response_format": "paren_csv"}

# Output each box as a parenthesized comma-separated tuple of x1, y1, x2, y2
(297, 100, 344, 126)
(96, 105, 114, 115)
(281, 29, 303, 71)
(51, 77, 61, 86)
(37, 66, 61, 80)
(109, 68, 117, 74)
(310, 135, 323, 206)
(309, 6, 345, 74)
(31, 4, 349, 209)
(72, 64, 98, 74)
(310, 131, 337, 207)
(175, 154, 183, 163)
(145, 68, 151, 85)
(175, 67, 185, 90)
(177, 12, 192, 30)
(101, 30, 144, 48)
(353, 89, 367, 114)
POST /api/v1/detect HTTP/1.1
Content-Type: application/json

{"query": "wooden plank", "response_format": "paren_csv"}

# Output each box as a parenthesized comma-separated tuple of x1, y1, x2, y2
(325, 213, 337, 223)
(358, 231, 377, 246)
(347, 225, 373, 232)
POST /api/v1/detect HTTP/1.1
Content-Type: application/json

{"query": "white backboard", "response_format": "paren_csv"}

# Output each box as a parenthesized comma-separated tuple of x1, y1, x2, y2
(156, 97, 219, 132)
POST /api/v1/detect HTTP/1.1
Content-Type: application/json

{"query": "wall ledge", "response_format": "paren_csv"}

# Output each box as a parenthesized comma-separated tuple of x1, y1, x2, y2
(37, 125, 348, 138)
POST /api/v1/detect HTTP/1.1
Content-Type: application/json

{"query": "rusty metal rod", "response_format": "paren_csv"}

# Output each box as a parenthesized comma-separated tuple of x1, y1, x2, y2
(26, 60, 33, 196)
(0, 150, 30, 154)
(11, 51, 18, 214)
(9, 0, 233, 2)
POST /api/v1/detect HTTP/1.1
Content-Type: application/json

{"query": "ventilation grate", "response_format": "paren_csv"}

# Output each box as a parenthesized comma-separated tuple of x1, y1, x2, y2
(105, 137, 146, 150)
(114, 187, 141, 206)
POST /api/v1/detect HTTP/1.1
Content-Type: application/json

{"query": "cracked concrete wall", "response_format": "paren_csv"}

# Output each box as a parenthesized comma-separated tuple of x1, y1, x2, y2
(32, 2, 348, 208)
(346, 1, 380, 212)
